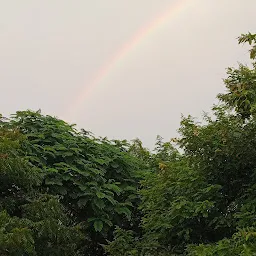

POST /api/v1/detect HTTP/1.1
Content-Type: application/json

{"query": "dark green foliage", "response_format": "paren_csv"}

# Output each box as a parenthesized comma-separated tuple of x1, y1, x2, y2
(187, 227, 256, 255)
(3, 32, 256, 256)
(0, 127, 41, 214)
(1, 110, 142, 254)
(218, 33, 256, 119)
(21, 195, 84, 256)
(0, 211, 36, 256)
(106, 32, 256, 255)
(140, 160, 221, 255)
(104, 227, 139, 256)
(0, 125, 84, 255)
(0, 198, 84, 256)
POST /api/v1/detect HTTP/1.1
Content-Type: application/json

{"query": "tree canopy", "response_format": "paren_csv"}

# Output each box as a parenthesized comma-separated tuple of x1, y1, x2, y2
(1, 32, 256, 255)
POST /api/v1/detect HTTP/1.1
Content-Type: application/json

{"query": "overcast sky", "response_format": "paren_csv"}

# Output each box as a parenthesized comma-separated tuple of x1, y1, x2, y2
(1, 0, 255, 148)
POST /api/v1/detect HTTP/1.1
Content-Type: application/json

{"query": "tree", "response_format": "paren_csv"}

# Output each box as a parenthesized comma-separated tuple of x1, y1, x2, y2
(0, 122, 84, 255)
(218, 33, 256, 120)
(107, 32, 256, 255)
(4, 110, 142, 255)
(2, 31, 256, 256)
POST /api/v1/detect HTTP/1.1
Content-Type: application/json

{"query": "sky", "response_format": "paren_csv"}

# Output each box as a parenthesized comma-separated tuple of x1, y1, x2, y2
(1, 0, 255, 149)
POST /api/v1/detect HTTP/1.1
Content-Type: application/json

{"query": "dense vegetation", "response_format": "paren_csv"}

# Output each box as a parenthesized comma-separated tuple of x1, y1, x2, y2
(1, 32, 256, 255)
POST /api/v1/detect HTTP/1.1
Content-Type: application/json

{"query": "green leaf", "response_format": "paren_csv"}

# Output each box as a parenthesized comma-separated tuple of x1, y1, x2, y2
(103, 184, 122, 195)
(46, 168, 59, 173)
(96, 191, 105, 199)
(77, 197, 88, 208)
(123, 185, 137, 192)
(105, 195, 117, 205)
(94, 220, 103, 232)
(45, 177, 62, 186)
(93, 198, 105, 209)
(94, 158, 106, 165)
(115, 207, 131, 220)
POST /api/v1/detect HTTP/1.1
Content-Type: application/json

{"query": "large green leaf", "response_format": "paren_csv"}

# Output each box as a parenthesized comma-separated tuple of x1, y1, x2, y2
(103, 184, 122, 195)
(96, 191, 106, 199)
(94, 220, 103, 232)
(115, 207, 131, 220)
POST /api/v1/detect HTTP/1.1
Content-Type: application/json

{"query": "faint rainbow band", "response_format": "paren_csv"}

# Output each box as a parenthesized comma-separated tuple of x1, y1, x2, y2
(65, 0, 192, 120)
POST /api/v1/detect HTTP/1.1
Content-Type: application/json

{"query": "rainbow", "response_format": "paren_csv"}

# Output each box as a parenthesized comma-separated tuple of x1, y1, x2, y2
(66, 0, 192, 119)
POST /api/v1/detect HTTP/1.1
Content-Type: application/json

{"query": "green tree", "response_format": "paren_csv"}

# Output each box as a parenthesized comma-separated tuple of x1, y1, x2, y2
(107, 32, 256, 255)
(218, 33, 256, 119)
(0, 123, 84, 255)
(5, 110, 142, 255)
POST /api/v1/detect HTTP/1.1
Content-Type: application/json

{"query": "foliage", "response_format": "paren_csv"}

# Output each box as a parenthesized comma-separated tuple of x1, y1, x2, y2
(218, 33, 256, 119)
(2, 31, 256, 256)
(104, 227, 139, 256)
(0, 125, 84, 255)
(0, 126, 41, 214)
(107, 32, 256, 256)
(1, 110, 142, 254)
(0, 210, 36, 256)
(187, 227, 256, 256)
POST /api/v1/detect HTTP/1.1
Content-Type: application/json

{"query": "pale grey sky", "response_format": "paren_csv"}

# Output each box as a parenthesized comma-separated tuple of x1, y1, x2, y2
(1, 0, 255, 148)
